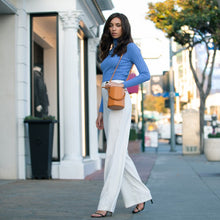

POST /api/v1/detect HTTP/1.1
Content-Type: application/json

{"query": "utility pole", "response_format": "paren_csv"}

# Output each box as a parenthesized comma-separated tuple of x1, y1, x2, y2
(168, 38, 187, 151)
(169, 38, 176, 152)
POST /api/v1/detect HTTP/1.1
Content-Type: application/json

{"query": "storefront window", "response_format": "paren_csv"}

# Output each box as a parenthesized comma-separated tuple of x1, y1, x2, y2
(30, 14, 60, 161)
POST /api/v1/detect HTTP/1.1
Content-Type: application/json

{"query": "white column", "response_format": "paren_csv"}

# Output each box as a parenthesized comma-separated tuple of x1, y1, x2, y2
(60, 11, 82, 161)
(87, 38, 101, 169)
(16, 8, 29, 179)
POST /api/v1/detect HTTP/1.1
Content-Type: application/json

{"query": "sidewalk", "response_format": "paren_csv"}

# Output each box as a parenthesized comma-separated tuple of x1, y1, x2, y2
(141, 144, 220, 220)
(0, 142, 220, 220)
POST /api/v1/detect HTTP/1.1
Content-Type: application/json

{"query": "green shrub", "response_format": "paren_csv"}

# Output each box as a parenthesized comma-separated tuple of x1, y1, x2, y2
(208, 133, 220, 138)
(24, 115, 56, 121)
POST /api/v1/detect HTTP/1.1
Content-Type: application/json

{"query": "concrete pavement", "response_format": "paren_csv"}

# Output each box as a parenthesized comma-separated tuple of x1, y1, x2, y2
(0, 141, 220, 220)
(141, 149, 220, 220)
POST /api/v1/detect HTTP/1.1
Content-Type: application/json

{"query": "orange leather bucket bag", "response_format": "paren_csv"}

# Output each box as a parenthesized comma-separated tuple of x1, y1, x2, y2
(108, 86, 125, 110)
(106, 56, 131, 110)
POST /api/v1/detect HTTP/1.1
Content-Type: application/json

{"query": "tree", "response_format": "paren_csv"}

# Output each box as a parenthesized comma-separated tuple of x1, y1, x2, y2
(147, 0, 220, 152)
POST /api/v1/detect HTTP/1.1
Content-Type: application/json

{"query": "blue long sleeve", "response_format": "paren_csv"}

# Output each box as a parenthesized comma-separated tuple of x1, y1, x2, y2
(99, 41, 150, 112)
(123, 43, 150, 88)
(99, 97, 103, 113)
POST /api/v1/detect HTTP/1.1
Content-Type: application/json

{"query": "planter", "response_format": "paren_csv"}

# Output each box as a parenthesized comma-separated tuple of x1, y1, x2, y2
(24, 119, 57, 179)
(204, 138, 220, 161)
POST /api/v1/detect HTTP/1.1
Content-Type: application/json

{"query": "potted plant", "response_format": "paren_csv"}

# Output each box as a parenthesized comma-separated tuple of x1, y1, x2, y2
(204, 132, 220, 161)
(24, 115, 57, 179)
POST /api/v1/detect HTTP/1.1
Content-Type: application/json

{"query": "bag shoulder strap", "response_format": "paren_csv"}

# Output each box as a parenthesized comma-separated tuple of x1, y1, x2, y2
(110, 55, 123, 82)
(126, 64, 134, 81)
(109, 56, 134, 82)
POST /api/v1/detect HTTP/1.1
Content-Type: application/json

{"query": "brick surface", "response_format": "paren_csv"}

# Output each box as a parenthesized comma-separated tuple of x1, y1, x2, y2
(85, 140, 157, 182)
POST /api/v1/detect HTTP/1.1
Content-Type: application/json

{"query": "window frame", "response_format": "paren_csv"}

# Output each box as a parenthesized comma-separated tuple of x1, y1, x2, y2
(30, 13, 60, 161)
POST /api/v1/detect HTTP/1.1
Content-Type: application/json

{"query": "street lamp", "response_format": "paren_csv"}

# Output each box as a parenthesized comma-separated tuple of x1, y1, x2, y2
(169, 38, 186, 152)
(169, 39, 176, 152)
(141, 83, 145, 152)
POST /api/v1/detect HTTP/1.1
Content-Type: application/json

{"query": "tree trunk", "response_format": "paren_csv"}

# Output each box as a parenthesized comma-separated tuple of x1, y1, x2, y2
(189, 46, 216, 154)
(199, 97, 206, 153)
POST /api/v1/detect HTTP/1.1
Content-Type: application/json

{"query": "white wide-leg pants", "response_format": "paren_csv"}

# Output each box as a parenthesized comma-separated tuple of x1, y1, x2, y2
(97, 81, 152, 213)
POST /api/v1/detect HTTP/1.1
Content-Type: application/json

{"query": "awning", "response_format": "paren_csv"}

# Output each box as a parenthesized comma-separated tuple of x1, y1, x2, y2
(0, 0, 17, 15)
(96, 0, 114, 11)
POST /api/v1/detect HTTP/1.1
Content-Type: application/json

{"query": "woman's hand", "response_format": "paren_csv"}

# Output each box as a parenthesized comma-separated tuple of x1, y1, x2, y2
(104, 82, 124, 88)
(96, 112, 104, 130)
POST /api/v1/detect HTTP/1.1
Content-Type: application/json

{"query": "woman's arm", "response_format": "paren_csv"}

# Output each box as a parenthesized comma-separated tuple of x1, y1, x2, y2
(123, 43, 150, 88)
(96, 112, 104, 130)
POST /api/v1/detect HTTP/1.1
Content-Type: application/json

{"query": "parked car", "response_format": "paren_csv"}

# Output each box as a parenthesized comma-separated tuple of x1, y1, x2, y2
(158, 123, 182, 145)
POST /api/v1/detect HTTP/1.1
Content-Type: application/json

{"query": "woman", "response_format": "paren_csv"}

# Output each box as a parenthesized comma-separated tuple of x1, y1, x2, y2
(91, 13, 152, 218)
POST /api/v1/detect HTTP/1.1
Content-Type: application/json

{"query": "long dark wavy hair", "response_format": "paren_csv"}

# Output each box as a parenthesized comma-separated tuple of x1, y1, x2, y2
(99, 13, 133, 61)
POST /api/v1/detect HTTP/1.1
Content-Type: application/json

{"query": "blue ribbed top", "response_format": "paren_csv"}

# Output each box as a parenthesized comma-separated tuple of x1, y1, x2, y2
(99, 39, 150, 112)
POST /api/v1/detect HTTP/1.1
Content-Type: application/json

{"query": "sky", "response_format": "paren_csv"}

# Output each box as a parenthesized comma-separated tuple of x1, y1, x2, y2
(102, 0, 170, 75)
(195, 44, 220, 93)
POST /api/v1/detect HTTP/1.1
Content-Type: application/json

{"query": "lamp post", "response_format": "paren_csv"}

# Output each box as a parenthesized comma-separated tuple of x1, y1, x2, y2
(169, 38, 176, 152)
(141, 83, 145, 152)
(169, 38, 187, 152)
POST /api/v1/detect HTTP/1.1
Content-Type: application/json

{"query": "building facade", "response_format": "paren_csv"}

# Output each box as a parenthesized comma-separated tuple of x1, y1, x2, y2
(172, 41, 220, 120)
(0, 0, 113, 179)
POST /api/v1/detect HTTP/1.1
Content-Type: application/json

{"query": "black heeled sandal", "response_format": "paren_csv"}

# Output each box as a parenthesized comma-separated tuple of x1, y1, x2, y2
(91, 211, 112, 218)
(132, 200, 153, 214)
(132, 202, 145, 214)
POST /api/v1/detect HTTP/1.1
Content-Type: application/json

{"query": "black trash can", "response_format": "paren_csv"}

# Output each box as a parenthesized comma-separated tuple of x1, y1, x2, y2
(25, 119, 56, 179)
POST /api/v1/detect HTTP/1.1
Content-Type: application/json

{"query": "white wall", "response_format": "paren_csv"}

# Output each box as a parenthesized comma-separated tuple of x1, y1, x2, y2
(0, 15, 17, 179)
(24, 0, 76, 13)
(0, 0, 104, 179)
